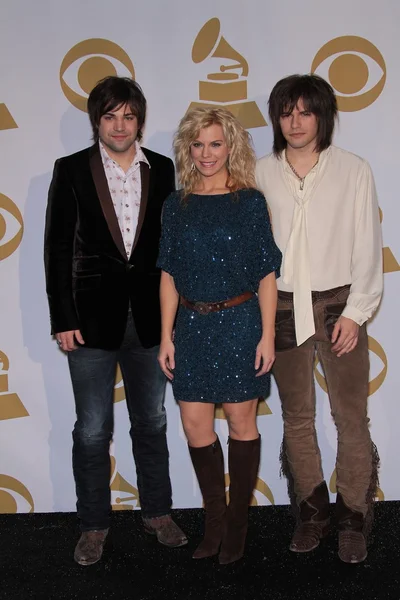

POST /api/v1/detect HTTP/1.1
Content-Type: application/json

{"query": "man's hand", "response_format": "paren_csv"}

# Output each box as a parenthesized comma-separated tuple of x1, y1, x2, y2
(55, 330, 85, 352)
(331, 316, 359, 357)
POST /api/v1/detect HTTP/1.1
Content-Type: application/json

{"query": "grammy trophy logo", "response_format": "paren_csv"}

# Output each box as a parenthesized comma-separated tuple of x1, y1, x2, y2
(314, 336, 388, 397)
(215, 397, 272, 420)
(0, 193, 24, 261)
(188, 18, 266, 129)
(379, 208, 400, 273)
(110, 455, 140, 510)
(311, 36, 386, 112)
(0, 474, 34, 513)
(113, 364, 125, 403)
(0, 351, 29, 421)
(224, 474, 274, 506)
(0, 104, 18, 131)
(60, 39, 135, 112)
(329, 469, 384, 501)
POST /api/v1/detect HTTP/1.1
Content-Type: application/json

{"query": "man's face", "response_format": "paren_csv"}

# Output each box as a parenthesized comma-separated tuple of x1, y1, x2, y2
(279, 98, 318, 152)
(98, 103, 139, 155)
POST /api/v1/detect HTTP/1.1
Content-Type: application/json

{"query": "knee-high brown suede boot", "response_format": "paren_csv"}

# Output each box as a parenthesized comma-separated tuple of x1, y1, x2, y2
(218, 436, 261, 565)
(189, 437, 226, 559)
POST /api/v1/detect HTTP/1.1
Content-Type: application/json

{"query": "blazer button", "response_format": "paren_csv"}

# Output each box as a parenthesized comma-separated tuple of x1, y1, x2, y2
(126, 263, 135, 271)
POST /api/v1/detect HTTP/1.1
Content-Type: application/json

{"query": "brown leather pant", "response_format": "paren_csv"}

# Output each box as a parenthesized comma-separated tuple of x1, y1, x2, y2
(273, 285, 376, 516)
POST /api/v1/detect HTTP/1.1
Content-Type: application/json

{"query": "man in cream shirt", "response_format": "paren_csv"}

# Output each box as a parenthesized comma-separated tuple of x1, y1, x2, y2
(256, 74, 383, 564)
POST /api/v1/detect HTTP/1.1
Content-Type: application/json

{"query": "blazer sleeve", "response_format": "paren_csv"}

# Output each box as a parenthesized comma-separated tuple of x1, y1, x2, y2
(165, 157, 176, 196)
(44, 158, 80, 334)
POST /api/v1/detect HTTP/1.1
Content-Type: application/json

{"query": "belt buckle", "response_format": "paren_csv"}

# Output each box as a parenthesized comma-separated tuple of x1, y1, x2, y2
(194, 301, 211, 315)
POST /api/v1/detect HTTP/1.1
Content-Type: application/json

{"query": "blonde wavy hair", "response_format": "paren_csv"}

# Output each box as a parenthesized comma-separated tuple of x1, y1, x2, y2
(173, 107, 256, 197)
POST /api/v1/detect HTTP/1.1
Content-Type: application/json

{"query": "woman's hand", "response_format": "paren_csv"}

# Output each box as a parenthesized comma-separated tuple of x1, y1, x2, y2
(255, 334, 275, 377)
(158, 339, 175, 380)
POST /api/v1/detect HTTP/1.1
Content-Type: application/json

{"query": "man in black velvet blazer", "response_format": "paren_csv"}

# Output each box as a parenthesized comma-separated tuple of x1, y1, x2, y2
(44, 76, 187, 566)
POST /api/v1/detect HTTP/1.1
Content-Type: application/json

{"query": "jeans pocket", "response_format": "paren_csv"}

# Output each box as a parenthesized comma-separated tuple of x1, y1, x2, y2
(275, 309, 296, 351)
(324, 303, 346, 339)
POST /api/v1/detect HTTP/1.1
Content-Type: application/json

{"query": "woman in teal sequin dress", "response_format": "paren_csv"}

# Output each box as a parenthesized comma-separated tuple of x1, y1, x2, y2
(157, 107, 281, 565)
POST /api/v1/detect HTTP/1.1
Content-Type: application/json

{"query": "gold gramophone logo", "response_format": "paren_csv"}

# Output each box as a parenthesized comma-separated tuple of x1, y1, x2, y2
(0, 104, 18, 131)
(60, 39, 135, 113)
(188, 18, 266, 129)
(0, 193, 24, 261)
(215, 397, 272, 420)
(224, 474, 274, 506)
(315, 335, 388, 397)
(0, 474, 34, 513)
(380, 208, 400, 273)
(0, 351, 29, 421)
(311, 36, 386, 112)
(113, 364, 125, 403)
(110, 455, 140, 511)
(329, 469, 384, 501)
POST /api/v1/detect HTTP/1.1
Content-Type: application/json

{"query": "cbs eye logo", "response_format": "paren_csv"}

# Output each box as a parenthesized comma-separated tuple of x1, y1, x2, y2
(311, 36, 386, 111)
(60, 38, 135, 112)
(0, 474, 34, 513)
(0, 193, 24, 261)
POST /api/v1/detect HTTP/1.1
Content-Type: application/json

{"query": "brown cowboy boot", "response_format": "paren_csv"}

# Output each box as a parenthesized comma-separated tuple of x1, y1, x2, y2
(218, 436, 261, 565)
(188, 436, 226, 559)
(74, 529, 109, 566)
(336, 492, 367, 564)
(290, 482, 330, 552)
(142, 515, 188, 547)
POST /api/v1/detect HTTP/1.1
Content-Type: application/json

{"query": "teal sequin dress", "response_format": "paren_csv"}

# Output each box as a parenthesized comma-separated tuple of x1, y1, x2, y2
(157, 188, 282, 403)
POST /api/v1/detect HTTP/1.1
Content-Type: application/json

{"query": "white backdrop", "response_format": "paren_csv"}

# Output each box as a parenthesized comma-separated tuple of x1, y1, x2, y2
(0, 0, 399, 513)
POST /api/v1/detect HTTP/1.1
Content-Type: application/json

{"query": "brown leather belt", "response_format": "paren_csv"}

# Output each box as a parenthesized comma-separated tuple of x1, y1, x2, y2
(180, 291, 254, 315)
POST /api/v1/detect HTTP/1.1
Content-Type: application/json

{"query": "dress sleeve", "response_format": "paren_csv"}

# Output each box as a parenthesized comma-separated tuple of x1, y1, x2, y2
(156, 193, 177, 277)
(248, 191, 282, 286)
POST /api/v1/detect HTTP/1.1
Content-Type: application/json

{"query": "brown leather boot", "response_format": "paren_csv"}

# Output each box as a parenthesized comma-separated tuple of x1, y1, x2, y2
(290, 482, 330, 553)
(218, 436, 261, 565)
(74, 529, 109, 566)
(189, 437, 226, 559)
(143, 515, 188, 547)
(336, 492, 367, 563)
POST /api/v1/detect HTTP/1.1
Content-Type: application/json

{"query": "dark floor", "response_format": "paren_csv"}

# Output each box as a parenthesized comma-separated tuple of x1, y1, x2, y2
(1, 502, 400, 600)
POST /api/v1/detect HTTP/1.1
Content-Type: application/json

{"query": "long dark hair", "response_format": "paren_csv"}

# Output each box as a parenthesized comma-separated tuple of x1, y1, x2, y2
(87, 76, 147, 142)
(268, 74, 338, 156)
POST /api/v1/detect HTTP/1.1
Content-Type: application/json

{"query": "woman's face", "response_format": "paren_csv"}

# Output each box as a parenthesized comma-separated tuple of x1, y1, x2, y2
(190, 124, 230, 179)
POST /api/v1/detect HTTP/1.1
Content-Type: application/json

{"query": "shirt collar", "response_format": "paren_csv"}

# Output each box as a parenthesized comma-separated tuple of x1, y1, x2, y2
(282, 146, 331, 175)
(99, 140, 150, 169)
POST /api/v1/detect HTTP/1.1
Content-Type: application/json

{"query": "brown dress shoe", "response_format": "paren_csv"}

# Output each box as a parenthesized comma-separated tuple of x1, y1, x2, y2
(336, 493, 367, 564)
(143, 515, 188, 548)
(290, 482, 330, 553)
(74, 529, 109, 566)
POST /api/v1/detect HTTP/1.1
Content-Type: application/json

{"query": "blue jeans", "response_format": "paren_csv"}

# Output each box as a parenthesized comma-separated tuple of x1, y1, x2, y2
(68, 311, 171, 531)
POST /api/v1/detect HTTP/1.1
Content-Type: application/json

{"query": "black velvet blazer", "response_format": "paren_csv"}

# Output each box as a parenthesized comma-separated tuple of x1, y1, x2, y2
(44, 143, 175, 349)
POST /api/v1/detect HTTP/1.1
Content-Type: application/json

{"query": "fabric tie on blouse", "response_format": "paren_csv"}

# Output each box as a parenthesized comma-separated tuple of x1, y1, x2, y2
(281, 150, 329, 346)
(281, 192, 314, 346)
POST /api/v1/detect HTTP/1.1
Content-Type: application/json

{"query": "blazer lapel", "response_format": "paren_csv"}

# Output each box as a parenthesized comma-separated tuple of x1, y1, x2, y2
(131, 162, 150, 253)
(89, 145, 126, 260)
